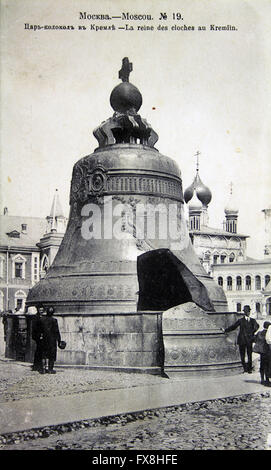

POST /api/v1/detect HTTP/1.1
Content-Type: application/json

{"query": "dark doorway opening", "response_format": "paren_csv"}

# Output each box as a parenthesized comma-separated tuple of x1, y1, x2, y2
(137, 248, 215, 312)
(137, 249, 193, 311)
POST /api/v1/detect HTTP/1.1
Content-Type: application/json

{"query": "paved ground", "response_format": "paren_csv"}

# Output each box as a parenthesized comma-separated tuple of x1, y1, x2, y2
(0, 354, 271, 451)
(0, 359, 166, 403)
(2, 394, 271, 451)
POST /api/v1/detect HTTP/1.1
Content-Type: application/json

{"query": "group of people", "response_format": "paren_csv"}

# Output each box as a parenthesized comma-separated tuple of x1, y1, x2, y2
(223, 305, 271, 386)
(32, 304, 63, 374)
(2, 302, 271, 383)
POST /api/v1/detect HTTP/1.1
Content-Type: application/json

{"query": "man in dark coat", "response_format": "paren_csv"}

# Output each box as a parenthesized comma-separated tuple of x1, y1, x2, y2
(41, 306, 61, 374)
(253, 321, 271, 386)
(31, 304, 45, 372)
(223, 305, 259, 373)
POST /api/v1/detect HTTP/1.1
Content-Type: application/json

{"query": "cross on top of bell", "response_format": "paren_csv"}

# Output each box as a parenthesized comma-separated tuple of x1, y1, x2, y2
(119, 57, 133, 82)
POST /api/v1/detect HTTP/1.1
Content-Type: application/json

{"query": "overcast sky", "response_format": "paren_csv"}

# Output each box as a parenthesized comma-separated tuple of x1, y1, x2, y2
(1, 0, 270, 259)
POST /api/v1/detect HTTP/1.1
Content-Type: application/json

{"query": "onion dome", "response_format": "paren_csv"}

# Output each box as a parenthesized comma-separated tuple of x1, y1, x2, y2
(224, 184, 239, 215)
(184, 172, 212, 206)
(224, 204, 239, 216)
(183, 182, 194, 204)
(188, 190, 203, 212)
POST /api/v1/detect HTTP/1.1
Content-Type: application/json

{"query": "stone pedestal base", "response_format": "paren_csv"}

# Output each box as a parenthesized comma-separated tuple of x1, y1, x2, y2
(5, 312, 164, 372)
(5, 305, 243, 378)
(56, 311, 163, 368)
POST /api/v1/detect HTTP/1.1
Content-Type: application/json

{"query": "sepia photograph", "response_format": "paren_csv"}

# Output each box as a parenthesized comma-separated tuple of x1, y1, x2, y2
(0, 0, 270, 458)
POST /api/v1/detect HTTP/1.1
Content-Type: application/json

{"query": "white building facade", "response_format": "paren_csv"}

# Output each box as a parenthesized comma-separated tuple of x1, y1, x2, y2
(212, 259, 271, 316)
(0, 190, 67, 312)
(184, 162, 271, 317)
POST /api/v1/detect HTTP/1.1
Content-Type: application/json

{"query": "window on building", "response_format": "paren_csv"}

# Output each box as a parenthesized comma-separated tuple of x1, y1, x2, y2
(41, 255, 49, 273)
(229, 253, 235, 263)
(12, 255, 26, 279)
(204, 252, 211, 261)
(220, 255, 226, 263)
(236, 303, 242, 312)
(265, 275, 270, 287)
(7, 230, 20, 238)
(16, 298, 23, 309)
(218, 277, 223, 287)
(190, 216, 201, 231)
(236, 276, 242, 291)
(255, 275, 261, 290)
(213, 254, 219, 264)
(245, 275, 251, 290)
(227, 276, 233, 290)
(14, 290, 26, 311)
(15, 262, 23, 278)
(256, 302, 261, 313)
(267, 297, 271, 315)
(0, 256, 4, 278)
(34, 260, 38, 281)
(33, 255, 39, 283)
(0, 291, 4, 312)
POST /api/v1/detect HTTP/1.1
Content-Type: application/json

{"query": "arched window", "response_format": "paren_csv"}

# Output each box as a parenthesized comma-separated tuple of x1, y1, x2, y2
(265, 275, 270, 287)
(267, 297, 271, 315)
(218, 277, 223, 287)
(245, 275, 251, 291)
(236, 276, 242, 291)
(40, 255, 49, 280)
(14, 290, 27, 310)
(41, 254, 49, 273)
(236, 302, 242, 312)
(229, 253, 235, 263)
(227, 276, 233, 290)
(255, 275, 261, 290)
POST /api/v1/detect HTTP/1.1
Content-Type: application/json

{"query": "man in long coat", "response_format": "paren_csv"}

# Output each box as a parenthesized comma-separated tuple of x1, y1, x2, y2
(224, 305, 259, 373)
(41, 306, 61, 374)
(31, 304, 45, 372)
